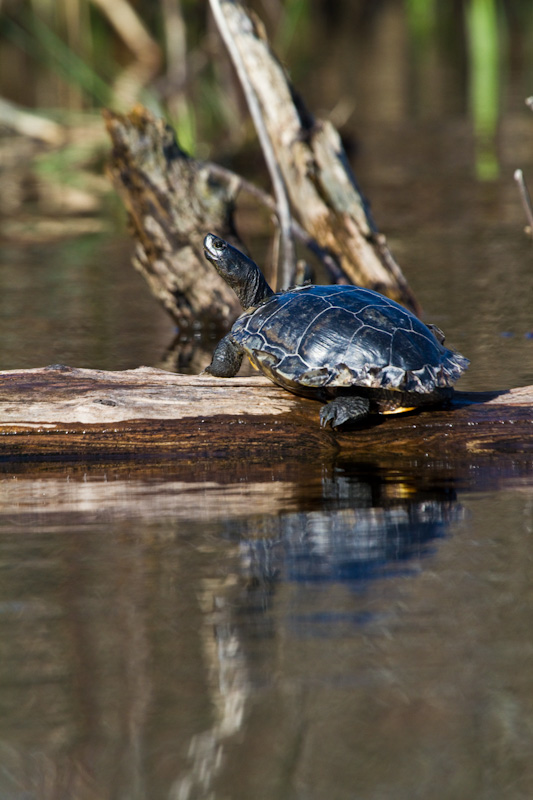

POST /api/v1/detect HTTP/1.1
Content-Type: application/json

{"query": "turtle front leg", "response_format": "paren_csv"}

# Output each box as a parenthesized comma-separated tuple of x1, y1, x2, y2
(320, 395, 370, 428)
(204, 333, 244, 377)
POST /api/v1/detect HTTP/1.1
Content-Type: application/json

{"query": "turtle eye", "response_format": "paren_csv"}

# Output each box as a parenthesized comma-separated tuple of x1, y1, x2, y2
(213, 239, 225, 250)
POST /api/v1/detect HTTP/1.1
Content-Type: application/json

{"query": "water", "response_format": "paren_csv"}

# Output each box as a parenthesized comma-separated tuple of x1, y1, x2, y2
(1, 460, 532, 799)
(2, 3, 533, 798)
(0, 235, 175, 371)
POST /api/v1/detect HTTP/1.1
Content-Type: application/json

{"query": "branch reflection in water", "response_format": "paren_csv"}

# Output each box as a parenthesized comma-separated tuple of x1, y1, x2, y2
(0, 460, 465, 799)
(171, 465, 462, 798)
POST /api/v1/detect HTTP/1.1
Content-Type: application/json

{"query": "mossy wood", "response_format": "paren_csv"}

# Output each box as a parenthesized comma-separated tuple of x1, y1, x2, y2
(0, 366, 532, 463)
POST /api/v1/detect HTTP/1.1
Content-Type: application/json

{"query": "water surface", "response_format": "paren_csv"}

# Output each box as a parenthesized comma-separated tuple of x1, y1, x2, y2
(1, 458, 533, 799)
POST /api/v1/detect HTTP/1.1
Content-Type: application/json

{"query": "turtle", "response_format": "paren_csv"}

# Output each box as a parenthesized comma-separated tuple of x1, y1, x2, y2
(203, 233, 469, 428)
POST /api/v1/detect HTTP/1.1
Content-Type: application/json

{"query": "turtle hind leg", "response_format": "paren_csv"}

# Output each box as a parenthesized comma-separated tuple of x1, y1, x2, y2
(204, 333, 244, 377)
(320, 395, 370, 429)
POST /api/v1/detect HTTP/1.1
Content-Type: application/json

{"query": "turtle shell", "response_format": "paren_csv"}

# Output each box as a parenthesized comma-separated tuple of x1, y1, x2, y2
(231, 284, 469, 395)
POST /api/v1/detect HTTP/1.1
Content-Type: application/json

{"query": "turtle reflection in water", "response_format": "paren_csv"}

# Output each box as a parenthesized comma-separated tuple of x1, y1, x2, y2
(203, 234, 469, 428)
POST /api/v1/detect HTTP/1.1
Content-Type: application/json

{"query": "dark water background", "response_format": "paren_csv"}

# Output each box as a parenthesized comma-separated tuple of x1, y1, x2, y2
(1, 3, 533, 799)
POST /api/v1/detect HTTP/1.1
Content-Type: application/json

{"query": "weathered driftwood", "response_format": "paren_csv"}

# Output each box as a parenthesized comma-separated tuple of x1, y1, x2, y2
(104, 0, 420, 334)
(209, 0, 419, 311)
(104, 105, 343, 336)
(104, 106, 242, 331)
(1, 365, 532, 464)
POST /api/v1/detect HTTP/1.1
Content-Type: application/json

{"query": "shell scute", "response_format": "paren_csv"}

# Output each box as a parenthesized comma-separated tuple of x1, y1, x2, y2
(390, 328, 440, 371)
(355, 304, 409, 334)
(239, 291, 329, 348)
(297, 307, 365, 369)
(232, 284, 468, 395)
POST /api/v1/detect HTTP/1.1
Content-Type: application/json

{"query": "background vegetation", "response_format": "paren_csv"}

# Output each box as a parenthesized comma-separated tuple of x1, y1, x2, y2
(1, 0, 532, 156)
(1, 0, 533, 236)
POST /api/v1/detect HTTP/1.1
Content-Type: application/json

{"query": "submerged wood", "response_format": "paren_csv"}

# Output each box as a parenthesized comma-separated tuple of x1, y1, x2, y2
(1, 365, 532, 463)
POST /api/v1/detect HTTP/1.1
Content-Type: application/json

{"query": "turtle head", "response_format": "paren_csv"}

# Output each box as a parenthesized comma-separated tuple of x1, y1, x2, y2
(204, 233, 274, 308)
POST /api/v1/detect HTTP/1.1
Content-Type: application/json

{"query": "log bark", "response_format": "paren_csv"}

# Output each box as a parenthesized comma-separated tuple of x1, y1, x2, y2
(0, 365, 532, 464)
(104, 106, 242, 331)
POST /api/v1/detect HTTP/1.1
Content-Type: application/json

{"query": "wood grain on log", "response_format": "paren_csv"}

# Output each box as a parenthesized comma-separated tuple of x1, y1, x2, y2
(0, 366, 532, 464)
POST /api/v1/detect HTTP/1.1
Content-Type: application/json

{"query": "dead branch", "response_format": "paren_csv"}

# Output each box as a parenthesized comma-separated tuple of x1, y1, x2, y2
(514, 168, 533, 238)
(206, 162, 346, 281)
(208, 0, 420, 313)
(209, 0, 295, 288)
(104, 105, 243, 330)
(0, 97, 65, 145)
(104, 1, 421, 329)
(104, 105, 347, 334)
(90, 0, 161, 106)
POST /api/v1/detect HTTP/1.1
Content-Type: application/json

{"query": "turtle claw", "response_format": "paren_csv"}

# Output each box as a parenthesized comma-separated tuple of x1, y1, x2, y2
(320, 403, 347, 428)
(320, 396, 371, 428)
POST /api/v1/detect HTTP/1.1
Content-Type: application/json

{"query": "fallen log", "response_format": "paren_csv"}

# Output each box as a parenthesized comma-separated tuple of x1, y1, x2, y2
(0, 365, 532, 464)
